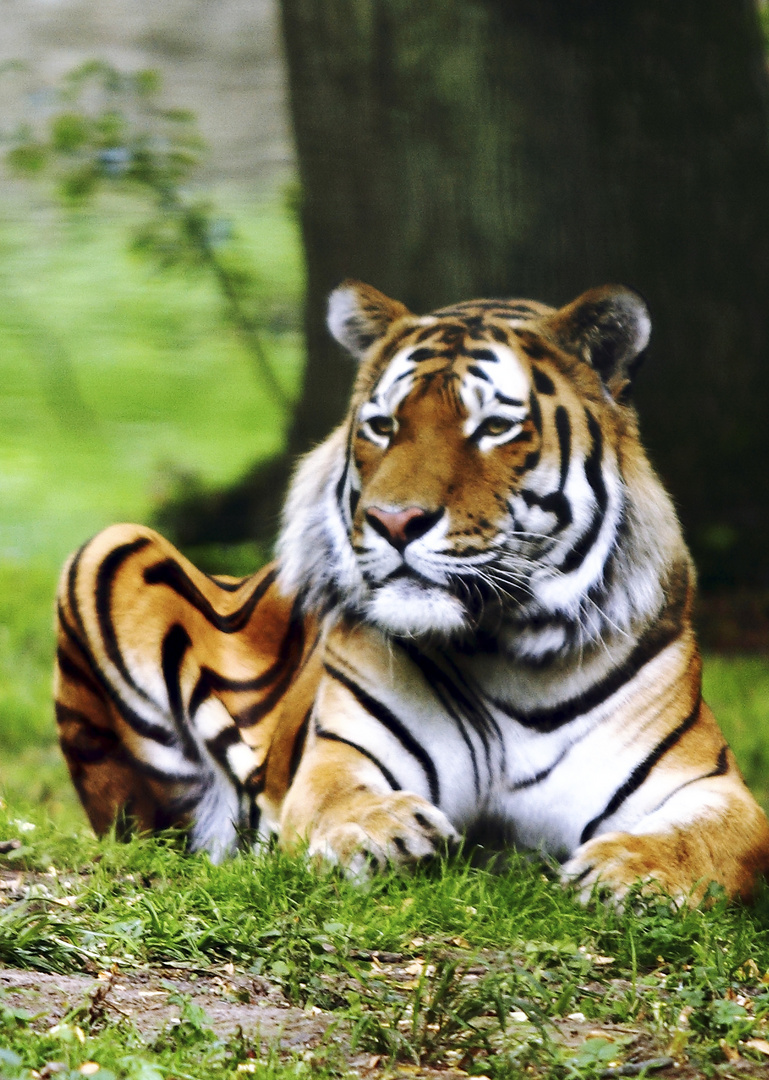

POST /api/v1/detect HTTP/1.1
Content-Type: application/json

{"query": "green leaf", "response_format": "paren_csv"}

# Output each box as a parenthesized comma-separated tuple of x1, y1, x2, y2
(134, 69, 162, 98)
(50, 112, 90, 153)
(59, 166, 99, 203)
(6, 143, 47, 175)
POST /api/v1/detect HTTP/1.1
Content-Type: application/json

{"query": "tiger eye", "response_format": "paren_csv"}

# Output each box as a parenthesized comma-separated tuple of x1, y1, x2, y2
(368, 415, 395, 438)
(478, 416, 516, 438)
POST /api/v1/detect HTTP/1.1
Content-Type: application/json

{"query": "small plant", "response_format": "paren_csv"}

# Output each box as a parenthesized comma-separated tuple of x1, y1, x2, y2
(348, 952, 554, 1068)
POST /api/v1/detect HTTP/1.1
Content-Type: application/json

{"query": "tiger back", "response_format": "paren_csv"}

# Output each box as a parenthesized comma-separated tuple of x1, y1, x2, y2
(55, 281, 769, 903)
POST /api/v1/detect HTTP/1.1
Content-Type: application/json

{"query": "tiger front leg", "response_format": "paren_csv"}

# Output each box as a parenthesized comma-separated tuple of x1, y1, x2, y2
(561, 768, 769, 905)
(278, 735, 459, 878)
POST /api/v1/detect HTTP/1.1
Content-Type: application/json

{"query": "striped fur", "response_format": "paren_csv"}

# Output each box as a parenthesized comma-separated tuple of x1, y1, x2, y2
(55, 282, 769, 903)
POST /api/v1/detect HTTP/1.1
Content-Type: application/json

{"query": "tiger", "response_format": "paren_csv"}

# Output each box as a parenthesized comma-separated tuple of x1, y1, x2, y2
(54, 280, 769, 903)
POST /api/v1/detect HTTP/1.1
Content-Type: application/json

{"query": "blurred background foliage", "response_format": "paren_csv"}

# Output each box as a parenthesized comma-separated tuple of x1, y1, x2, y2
(0, 0, 768, 823)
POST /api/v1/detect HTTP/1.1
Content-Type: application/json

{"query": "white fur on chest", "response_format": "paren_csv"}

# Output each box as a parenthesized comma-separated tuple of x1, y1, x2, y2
(321, 624, 691, 861)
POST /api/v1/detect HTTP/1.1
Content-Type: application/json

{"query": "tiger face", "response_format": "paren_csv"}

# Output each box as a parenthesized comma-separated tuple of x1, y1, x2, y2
(279, 282, 672, 657)
(347, 323, 541, 637)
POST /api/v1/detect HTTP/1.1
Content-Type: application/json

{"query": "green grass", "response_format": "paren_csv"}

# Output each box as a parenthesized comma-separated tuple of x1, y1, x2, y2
(1, 810, 769, 1077)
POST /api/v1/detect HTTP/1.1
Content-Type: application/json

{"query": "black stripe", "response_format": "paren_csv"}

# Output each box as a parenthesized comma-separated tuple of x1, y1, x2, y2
(143, 561, 278, 634)
(335, 424, 355, 524)
(396, 641, 484, 795)
(350, 487, 361, 518)
(287, 708, 312, 785)
(59, 581, 178, 747)
(161, 624, 201, 763)
(195, 607, 305, 699)
(243, 764, 266, 795)
(430, 322, 465, 340)
(167, 789, 207, 819)
(162, 624, 190, 722)
(554, 405, 571, 490)
(122, 747, 199, 784)
(194, 653, 290, 700)
(247, 793, 262, 834)
(507, 746, 571, 792)
(234, 615, 306, 728)
(531, 366, 555, 395)
(323, 662, 440, 804)
(518, 395, 574, 534)
(520, 487, 572, 533)
(66, 541, 91, 644)
(712, 743, 730, 775)
(55, 704, 120, 763)
(647, 743, 730, 817)
(207, 574, 251, 592)
(58, 740, 113, 766)
(207, 723, 243, 760)
(409, 347, 441, 362)
(56, 644, 102, 699)
(488, 606, 684, 733)
(468, 348, 499, 363)
(234, 654, 302, 728)
(528, 389, 542, 435)
(315, 724, 402, 793)
(440, 299, 518, 314)
(580, 698, 702, 845)
(515, 332, 549, 360)
(467, 364, 491, 381)
(495, 394, 525, 407)
(522, 448, 541, 471)
(95, 538, 154, 703)
(559, 410, 608, 575)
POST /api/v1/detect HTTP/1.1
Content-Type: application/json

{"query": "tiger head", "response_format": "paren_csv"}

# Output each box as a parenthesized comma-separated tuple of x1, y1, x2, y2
(278, 282, 687, 660)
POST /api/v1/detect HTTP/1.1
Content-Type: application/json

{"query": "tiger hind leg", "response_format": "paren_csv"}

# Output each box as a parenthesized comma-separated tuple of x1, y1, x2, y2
(55, 592, 256, 859)
(55, 632, 176, 838)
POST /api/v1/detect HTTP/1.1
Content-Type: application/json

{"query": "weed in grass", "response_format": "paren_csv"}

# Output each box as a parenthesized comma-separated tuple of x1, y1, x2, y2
(347, 952, 555, 1069)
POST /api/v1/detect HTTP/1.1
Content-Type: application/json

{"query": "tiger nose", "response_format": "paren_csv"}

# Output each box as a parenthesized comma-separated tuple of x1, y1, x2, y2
(365, 506, 444, 551)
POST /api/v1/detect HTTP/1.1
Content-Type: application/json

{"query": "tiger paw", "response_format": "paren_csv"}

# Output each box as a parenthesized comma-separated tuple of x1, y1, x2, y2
(307, 792, 459, 879)
(561, 831, 702, 906)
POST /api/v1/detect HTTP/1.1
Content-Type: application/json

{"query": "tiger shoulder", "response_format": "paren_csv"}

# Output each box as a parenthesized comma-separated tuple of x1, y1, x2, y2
(55, 281, 769, 904)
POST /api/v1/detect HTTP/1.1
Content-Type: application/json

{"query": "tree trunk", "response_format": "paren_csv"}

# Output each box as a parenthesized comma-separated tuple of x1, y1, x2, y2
(277, 0, 769, 589)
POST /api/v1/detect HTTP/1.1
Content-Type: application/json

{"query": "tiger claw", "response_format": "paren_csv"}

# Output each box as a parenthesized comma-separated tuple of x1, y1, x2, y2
(307, 793, 459, 879)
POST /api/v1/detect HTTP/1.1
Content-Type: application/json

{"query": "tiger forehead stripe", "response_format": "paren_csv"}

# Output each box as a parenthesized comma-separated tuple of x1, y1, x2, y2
(460, 342, 530, 405)
(370, 343, 424, 407)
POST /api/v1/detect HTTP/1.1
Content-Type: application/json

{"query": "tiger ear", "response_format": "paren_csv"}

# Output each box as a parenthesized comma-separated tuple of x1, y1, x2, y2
(540, 285, 651, 400)
(327, 280, 412, 360)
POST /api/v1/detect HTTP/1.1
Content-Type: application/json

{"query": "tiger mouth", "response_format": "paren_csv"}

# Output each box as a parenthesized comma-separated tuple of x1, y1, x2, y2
(382, 565, 435, 585)
(373, 563, 529, 626)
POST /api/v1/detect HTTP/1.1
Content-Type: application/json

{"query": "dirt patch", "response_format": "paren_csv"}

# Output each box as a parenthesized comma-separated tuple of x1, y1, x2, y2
(0, 965, 702, 1078)
(0, 965, 332, 1046)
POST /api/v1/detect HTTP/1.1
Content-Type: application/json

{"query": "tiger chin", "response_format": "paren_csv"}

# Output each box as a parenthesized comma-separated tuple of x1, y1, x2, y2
(55, 280, 769, 906)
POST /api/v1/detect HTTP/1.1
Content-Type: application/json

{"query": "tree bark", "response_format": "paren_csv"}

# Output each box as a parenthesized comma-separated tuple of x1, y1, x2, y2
(276, 0, 769, 588)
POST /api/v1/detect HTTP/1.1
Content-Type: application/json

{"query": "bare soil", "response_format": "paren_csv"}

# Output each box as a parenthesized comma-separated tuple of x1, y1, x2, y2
(0, 965, 332, 1045)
